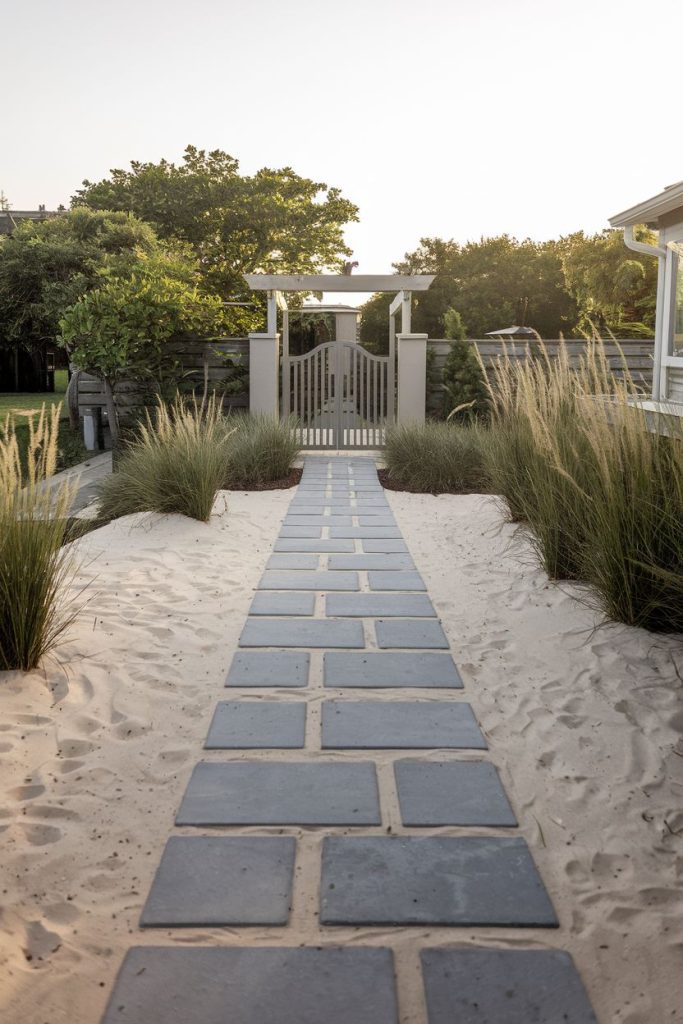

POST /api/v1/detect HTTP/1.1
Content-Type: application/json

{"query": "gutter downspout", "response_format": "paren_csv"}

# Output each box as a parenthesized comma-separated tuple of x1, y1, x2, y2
(622, 226, 667, 401)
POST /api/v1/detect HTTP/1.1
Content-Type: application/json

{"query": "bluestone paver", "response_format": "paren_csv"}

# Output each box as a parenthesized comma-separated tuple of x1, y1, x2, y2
(421, 949, 597, 1024)
(259, 570, 359, 591)
(369, 570, 427, 591)
(324, 652, 463, 688)
(375, 619, 449, 649)
(249, 592, 316, 616)
(395, 761, 516, 826)
(358, 517, 397, 527)
(330, 527, 402, 539)
(285, 515, 353, 526)
(266, 553, 319, 570)
(279, 526, 323, 538)
(321, 701, 486, 749)
(205, 701, 306, 749)
(325, 593, 436, 617)
(176, 761, 381, 825)
(226, 651, 309, 687)
(320, 836, 558, 926)
(328, 553, 415, 571)
(274, 538, 355, 553)
(140, 836, 296, 926)
(102, 947, 398, 1024)
(239, 618, 365, 649)
(362, 539, 409, 552)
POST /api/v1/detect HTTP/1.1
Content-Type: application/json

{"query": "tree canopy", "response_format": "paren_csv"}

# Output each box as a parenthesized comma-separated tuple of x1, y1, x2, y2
(72, 145, 360, 298)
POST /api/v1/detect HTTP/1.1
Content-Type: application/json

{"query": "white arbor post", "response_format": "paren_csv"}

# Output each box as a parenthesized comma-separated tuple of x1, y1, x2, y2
(249, 332, 280, 417)
(397, 333, 427, 424)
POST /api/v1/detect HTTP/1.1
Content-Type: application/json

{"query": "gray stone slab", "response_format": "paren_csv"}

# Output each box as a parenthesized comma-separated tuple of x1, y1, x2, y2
(140, 836, 296, 926)
(176, 761, 381, 825)
(249, 592, 316, 616)
(324, 652, 463, 688)
(325, 593, 436, 617)
(322, 701, 486, 749)
(395, 761, 516, 825)
(331, 527, 402, 539)
(376, 619, 449, 649)
(362, 539, 409, 552)
(205, 701, 306, 748)
(266, 553, 320, 570)
(274, 539, 355, 553)
(320, 836, 558, 926)
(287, 505, 346, 514)
(358, 517, 396, 527)
(286, 515, 353, 526)
(259, 571, 359, 591)
(240, 618, 365, 649)
(102, 946, 398, 1024)
(328, 554, 414, 571)
(421, 949, 597, 1024)
(355, 497, 391, 505)
(226, 651, 309, 688)
(351, 507, 392, 517)
(280, 526, 322, 538)
(369, 570, 427, 591)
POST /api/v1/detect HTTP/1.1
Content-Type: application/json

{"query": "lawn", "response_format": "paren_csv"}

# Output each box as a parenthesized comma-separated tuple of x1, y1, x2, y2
(0, 368, 68, 419)
(1, 370, 87, 472)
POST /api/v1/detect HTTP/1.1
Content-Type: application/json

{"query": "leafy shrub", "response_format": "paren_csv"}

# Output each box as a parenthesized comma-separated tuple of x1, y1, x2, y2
(384, 421, 490, 494)
(0, 406, 79, 671)
(98, 395, 232, 522)
(483, 339, 683, 631)
(224, 415, 300, 488)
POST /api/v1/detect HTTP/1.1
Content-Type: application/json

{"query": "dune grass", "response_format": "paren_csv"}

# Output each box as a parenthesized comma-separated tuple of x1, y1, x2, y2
(482, 340, 683, 632)
(223, 414, 300, 488)
(98, 395, 232, 523)
(383, 421, 490, 494)
(0, 405, 79, 671)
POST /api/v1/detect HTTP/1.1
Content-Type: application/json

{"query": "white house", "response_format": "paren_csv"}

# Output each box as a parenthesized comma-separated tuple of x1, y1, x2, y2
(610, 181, 683, 413)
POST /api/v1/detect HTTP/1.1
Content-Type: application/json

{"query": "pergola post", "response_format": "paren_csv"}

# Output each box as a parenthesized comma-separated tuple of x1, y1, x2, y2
(249, 332, 280, 417)
(397, 333, 428, 424)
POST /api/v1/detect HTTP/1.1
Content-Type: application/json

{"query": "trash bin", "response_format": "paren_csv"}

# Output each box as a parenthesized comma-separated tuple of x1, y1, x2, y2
(82, 406, 104, 451)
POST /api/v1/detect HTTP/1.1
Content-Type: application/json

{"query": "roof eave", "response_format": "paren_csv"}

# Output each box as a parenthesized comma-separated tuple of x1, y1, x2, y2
(609, 182, 683, 228)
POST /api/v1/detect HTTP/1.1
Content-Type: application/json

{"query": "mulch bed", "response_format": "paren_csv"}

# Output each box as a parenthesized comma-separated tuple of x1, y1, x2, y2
(377, 469, 486, 497)
(224, 468, 303, 492)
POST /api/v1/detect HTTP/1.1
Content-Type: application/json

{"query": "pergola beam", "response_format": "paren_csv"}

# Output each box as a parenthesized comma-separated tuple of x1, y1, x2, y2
(244, 274, 434, 293)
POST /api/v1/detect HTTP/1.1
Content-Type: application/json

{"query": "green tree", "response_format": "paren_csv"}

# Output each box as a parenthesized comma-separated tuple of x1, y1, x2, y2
(560, 228, 657, 337)
(59, 249, 228, 442)
(441, 308, 488, 420)
(0, 208, 160, 354)
(73, 145, 360, 299)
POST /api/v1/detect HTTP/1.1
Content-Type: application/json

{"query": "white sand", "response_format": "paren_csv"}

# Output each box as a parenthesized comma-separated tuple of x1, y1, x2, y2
(1, 485, 681, 1024)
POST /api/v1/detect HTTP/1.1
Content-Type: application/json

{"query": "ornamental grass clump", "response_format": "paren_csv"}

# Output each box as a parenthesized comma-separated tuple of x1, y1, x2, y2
(223, 415, 300, 488)
(0, 406, 79, 671)
(383, 421, 490, 494)
(483, 339, 683, 632)
(98, 395, 232, 523)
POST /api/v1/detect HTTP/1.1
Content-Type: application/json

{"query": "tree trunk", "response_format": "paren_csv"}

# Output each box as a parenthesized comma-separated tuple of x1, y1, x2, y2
(103, 377, 119, 445)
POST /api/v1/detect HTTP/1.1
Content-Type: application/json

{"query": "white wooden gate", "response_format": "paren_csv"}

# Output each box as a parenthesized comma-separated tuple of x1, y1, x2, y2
(282, 338, 394, 449)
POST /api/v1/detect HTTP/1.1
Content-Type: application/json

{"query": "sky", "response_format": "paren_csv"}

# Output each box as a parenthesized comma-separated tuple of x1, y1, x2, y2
(3, 0, 683, 306)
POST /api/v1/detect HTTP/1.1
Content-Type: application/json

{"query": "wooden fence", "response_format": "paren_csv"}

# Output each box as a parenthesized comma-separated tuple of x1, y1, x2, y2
(427, 337, 654, 415)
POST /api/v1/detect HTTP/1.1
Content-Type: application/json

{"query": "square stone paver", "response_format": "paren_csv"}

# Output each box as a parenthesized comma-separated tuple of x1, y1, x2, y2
(274, 539, 355, 553)
(328, 554, 415, 571)
(280, 526, 322, 538)
(140, 836, 296, 926)
(325, 594, 436, 617)
(259, 571, 359, 591)
(239, 618, 365, 649)
(375, 619, 449, 649)
(395, 761, 516, 825)
(205, 701, 306, 748)
(176, 761, 381, 825)
(368, 571, 427, 591)
(102, 947, 398, 1024)
(226, 651, 309, 687)
(266, 553, 320, 570)
(362, 539, 408, 552)
(320, 836, 558, 926)
(324, 652, 463, 688)
(322, 702, 486, 749)
(249, 592, 316, 616)
(421, 949, 597, 1023)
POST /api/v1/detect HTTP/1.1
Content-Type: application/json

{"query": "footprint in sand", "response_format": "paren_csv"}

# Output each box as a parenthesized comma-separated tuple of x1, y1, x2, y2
(113, 718, 151, 740)
(58, 759, 84, 775)
(57, 739, 97, 758)
(22, 920, 62, 963)
(7, 785, 46, 801)
(18, 823, 62, 846)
